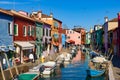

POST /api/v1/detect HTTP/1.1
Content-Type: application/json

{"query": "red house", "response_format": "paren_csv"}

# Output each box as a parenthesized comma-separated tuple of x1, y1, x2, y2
(10, 10, 36, 63)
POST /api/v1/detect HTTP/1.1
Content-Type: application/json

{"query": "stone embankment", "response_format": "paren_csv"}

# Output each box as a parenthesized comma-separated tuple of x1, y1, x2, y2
(0, 48, 70, 80)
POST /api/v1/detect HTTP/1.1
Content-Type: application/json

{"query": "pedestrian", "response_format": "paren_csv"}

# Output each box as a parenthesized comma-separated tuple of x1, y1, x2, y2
(29, 53, 34, 63)
(3, 58, 7, 70)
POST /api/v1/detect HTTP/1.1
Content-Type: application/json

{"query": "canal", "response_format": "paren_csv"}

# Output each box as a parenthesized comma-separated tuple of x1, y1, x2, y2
(40, 50, 105, 80)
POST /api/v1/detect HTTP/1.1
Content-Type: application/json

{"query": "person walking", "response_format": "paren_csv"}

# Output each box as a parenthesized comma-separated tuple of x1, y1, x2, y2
(29, 53, 34, 63)
(3, 58, 7, 70)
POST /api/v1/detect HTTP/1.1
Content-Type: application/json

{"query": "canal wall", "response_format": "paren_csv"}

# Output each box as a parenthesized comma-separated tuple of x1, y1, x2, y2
(0, 48, 70, 80)
(109, 62, 115, 80)
(0, 65, 29, 80)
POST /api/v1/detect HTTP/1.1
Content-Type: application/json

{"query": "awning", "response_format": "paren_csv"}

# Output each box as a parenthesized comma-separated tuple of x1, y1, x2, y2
(0, 46, 9, 52)
(14, 42, 34, 50)
(68, 40, 75, 44)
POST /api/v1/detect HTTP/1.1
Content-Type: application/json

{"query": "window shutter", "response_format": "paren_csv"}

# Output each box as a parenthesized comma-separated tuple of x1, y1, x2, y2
(14, 24, 17, 35)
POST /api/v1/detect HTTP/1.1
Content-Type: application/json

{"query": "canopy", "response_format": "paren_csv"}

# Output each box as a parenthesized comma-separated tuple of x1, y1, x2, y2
(14, 42, 34, 50)
(68, 40, 75, 44)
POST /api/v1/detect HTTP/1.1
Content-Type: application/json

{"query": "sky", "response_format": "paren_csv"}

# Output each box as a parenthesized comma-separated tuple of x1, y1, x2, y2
(0, 0, 120, 31)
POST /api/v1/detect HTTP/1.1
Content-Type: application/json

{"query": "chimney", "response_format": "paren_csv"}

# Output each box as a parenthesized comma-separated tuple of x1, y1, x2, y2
(50, 12, 53, 17)
(118, 13, 120, 27)
(37, 10, 42, 19)
(104, 17, 108, 22)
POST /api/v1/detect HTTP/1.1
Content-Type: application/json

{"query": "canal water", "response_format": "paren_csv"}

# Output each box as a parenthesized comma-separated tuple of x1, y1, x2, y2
(39, 50, 105, 80)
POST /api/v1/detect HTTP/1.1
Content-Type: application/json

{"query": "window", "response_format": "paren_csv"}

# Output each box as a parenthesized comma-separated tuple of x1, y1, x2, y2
(46, 29, 48, 36)
(49, 30, 51, 36)
(8, 22, 13, 35)
(43, 28, 45, 36)
(14, 24, 18, 36)
(78, 36, 80, 39)
(67, 36, 70, 39)
(54, 22, 58, 28)
(28, 26, 31, 36)
(23, 26, 27, 36)
(67, 31, 69, 34)
(31, 26, 35, 36)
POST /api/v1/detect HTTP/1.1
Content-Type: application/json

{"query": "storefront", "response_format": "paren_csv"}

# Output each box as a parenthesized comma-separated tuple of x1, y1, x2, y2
(14, 42, 35, 63)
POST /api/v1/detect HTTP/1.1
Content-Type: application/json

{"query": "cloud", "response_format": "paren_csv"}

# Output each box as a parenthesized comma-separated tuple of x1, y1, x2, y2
(0, 1, 30, 5)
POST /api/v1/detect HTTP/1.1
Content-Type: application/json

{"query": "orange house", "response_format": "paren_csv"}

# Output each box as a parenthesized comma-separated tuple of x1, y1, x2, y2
(31, 11, 62, 52)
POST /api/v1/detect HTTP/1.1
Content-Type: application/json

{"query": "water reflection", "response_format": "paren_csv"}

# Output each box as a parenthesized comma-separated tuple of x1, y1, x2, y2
(39, 50, 105, 80)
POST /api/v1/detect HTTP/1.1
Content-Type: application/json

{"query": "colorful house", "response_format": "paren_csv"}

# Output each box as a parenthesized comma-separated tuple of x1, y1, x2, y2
(73, 27, 86, 45)
(103, 17, 118, 55)
(35, 21, 43, 58)
(61, 29, 67, 48)
(31, 11, 62, 53)
(113, 28, 118, 56)
(117, 13, 120, 57)
(85, 31, 91, 47)
(10, 10, 36, 63)
(0, 9, 15, 68)
(42, 22, 51, 56)
(66, 29, 81, 46)
(90, 25, 103, 50)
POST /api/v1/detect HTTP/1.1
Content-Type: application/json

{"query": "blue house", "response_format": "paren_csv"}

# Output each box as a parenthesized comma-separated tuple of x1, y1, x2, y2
(0, 9, 15, 68)
(62, 34, 66, 48)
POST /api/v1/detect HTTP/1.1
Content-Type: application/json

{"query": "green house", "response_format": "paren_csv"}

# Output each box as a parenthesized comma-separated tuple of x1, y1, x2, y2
(35, 22, 43, 58)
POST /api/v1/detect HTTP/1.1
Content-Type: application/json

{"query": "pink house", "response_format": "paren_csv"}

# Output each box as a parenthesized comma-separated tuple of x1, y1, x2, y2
(66, 29, 81, 45)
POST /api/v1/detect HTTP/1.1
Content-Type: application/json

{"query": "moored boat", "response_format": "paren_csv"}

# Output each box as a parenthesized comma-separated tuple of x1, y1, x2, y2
(86, 69, 105, 77)
(42, 61, 56, 77)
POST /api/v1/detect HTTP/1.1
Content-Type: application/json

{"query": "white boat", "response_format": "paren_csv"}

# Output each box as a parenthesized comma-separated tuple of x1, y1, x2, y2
(42, 61, 56, 77)
(64, 53, 72, 62)
(92, 56, 108, 63)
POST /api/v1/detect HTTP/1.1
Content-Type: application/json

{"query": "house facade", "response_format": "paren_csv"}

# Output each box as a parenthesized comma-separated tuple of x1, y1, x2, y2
(0, 9, 15, 69)
(10, 10, 36, 63)
(73, 27, 86, 45)
(31, 11, 62, 53)
(42, 22, 51, 56)
(85, 31, 91, 47)
(66, 29, 81, 45)
(35, 21, 43, 58)
(118, 13, 120, 57)
(103, 17, 118, 55)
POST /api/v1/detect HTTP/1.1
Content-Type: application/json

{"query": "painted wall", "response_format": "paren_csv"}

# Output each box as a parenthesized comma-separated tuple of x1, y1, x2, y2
(81, 29, 86, 44)
(113, 29, 118, 55)
(13, 16, 36, 41)
(43, 23, 51, 43)
(86, 32, 91, 45)
(62, 34, 66, 47)
(0, 12, 13, 46)
(66, 29, 81, 45)
(35, 22, 43, 58)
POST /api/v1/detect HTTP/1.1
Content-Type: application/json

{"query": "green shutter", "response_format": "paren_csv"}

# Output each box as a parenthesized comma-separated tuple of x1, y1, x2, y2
(14, 24, 17, 35)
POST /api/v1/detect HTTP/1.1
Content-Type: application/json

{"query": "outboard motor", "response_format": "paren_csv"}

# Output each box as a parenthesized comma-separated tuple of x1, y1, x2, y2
(39, 65, 45, 74)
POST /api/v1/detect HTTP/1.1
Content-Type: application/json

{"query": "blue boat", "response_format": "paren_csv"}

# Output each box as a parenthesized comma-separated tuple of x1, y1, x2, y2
(86, 69, 105, 77)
